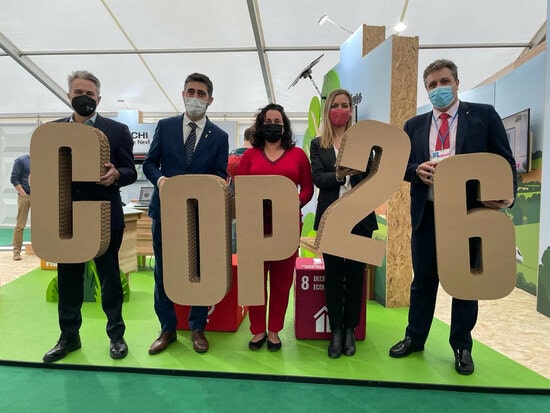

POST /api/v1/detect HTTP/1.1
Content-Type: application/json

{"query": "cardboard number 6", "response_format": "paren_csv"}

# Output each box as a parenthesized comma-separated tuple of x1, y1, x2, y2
(433, 153, 516, 299)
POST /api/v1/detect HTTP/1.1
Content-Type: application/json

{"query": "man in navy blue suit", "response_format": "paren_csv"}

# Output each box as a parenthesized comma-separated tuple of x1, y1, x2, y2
(143, 73, 229, 355)
(388, 59, 517, 375)
(43, 70, 137, 362)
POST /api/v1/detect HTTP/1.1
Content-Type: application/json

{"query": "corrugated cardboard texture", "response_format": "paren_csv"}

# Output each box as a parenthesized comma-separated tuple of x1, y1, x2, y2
(234, 175, 300, 306)
(433, 153, 516, 299)
(161, 175, 232, 306)
(30, 123, 110, 263)
(315, 120, 410, 266)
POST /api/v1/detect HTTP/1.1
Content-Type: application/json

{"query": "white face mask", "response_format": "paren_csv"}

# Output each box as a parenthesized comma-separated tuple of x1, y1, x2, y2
(184, 97, 208, 118)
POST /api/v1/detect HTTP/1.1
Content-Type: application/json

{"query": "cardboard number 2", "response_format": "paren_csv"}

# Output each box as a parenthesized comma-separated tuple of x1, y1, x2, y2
(314, 120, 411, 265)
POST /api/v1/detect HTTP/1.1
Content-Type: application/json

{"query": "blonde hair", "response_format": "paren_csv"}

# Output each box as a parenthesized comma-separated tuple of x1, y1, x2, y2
(319, 89, 353, 149)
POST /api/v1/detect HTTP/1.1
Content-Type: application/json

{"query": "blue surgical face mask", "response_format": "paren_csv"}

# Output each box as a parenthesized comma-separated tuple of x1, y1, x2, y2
(428, 85, 455, 109)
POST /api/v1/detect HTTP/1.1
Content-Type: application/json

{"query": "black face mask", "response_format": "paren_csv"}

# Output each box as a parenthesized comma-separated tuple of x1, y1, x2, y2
(262, 123, 283, 143)
(71, 95, 97, 117)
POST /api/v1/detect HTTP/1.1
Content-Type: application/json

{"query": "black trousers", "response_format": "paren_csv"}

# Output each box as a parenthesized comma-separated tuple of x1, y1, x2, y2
(323, 253, 366, 331)
(406, 201, 478, 351)
(57, 229, 125, 341)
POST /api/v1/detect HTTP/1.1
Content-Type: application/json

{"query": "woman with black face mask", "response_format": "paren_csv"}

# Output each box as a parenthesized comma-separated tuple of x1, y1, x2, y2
(236, 103, 313, 352)
(310, 89, 378, 359)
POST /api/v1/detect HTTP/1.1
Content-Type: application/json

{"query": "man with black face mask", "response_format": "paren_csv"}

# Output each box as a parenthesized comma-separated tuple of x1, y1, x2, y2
(43, 70, 137, 363)
(143, 72, 229, 355)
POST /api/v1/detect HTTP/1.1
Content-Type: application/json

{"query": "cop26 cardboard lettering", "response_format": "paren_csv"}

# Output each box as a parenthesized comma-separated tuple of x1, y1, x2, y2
(315, 120, 410, 265)
(29, 122, 517, 305)
(30, 123, 111, 263)
(161, 174, 299, 307)
(433, 153, 516, 300)
(234, 175, 300, 305)
(160, 175, 232, 306)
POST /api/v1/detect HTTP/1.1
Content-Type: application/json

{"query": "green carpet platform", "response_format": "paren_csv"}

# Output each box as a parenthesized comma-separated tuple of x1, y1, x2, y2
(0, 267, 548, 391)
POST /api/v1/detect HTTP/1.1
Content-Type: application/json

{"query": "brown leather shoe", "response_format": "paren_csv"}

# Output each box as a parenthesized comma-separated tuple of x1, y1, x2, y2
(191, 330, 209, 353)
(148, 331, 177, 355)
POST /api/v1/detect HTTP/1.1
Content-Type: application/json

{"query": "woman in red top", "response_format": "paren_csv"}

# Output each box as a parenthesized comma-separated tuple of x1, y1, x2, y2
(236, 103, 313, 351)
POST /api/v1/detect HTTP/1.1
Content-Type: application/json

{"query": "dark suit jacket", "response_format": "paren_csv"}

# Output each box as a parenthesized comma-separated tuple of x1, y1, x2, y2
(142, 115, 229, 221)
(404, 101, 517, 231)
(310, 137, 378, 236)
(54, 115, 137, 230)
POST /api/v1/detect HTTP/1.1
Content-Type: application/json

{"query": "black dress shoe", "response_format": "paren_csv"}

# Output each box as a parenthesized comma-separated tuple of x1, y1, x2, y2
(110, 338, 128, 359)
(454, 349, 474, 375)
(328, 330, 343, 359)
(343, 328, 356, 356)
(248, 333, 267, 350)
(267, 337, 282, 352)
(389, 336, 424, 358)
(43, 336, 82, 363)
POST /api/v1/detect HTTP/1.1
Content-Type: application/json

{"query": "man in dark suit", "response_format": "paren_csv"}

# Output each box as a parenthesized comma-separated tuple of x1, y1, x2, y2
(388, 59, 516, 375)
(43, 70, 137, 362)
(143, 72, 229, 355)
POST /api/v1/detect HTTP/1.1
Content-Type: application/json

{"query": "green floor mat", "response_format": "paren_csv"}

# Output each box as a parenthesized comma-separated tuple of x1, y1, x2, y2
(0, 267, 548, 391)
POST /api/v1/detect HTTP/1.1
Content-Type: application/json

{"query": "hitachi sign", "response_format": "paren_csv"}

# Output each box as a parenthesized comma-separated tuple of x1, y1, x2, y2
(131, 131, 150, 145)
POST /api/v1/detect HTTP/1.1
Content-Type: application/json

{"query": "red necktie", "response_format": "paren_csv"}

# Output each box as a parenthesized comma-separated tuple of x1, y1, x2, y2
(436, 113, 450, 150)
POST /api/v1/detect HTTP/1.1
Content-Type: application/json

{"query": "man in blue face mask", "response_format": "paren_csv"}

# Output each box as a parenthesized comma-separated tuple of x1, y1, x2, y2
(388, 59, 517, 375)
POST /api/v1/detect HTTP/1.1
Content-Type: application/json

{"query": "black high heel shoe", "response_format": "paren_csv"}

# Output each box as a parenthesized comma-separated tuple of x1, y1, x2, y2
(248, 333, 267, 350)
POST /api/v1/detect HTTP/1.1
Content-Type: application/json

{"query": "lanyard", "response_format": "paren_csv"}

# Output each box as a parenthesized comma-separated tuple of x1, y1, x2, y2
(432, 112, 458, 148)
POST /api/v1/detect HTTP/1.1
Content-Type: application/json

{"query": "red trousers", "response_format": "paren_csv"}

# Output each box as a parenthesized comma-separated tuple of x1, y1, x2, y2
(248, 250, 298, 334)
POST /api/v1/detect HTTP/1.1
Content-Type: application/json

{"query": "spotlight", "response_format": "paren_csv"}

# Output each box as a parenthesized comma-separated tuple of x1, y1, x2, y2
(317, 14, 353, 35)
(394, 22, 407, 33)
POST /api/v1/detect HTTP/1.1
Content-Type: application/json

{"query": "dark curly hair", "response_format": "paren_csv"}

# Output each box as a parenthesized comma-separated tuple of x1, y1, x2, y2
(252, 103, 295, 150)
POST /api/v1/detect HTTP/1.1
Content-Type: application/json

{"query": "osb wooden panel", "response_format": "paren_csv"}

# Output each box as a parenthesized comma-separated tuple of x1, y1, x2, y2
(390, 35, 419, 128)
(385, 35, 418, 308)
(361, 24, 385, 56)
(386, 182, 412, 307)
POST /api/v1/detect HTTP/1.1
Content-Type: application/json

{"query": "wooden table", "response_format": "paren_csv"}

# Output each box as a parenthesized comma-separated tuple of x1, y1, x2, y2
(120, 208, 143, 274)
(135, 209, 153, 268)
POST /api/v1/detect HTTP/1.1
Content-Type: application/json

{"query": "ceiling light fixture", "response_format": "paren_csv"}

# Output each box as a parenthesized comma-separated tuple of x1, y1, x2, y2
(117, 99, 129, 109)
(393, 0, 410, 33)
(394, 22, 407, 33)
(318, 14, 353, 35)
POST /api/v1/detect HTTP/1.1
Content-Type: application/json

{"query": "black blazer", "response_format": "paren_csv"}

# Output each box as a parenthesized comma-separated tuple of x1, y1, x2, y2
(404, 101, 517, 231)
(310, 137, 378, 237)
(54, 115, 137, 229)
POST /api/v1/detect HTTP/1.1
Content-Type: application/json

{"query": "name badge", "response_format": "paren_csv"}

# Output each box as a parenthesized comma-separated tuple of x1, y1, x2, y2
(431, 149, 451, 163)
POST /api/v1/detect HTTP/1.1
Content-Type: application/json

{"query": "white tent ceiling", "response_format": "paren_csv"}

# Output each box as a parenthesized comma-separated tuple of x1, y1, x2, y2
(0, 0, 547, 119)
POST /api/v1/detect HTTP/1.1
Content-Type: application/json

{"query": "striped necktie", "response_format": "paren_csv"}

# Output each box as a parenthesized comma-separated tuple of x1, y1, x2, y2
(185, 122, 197, 164)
